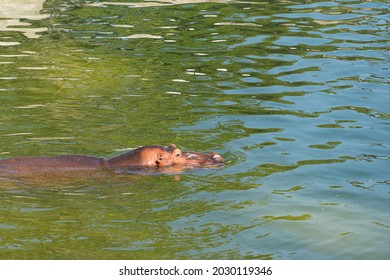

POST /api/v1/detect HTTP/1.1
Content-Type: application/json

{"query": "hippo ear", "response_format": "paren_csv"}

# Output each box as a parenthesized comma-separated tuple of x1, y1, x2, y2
(167, 144, 177, 152)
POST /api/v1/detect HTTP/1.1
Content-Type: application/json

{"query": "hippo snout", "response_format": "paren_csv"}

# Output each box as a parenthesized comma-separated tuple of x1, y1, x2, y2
(210, 152, 224, 164)
(180, 151, 224, 166)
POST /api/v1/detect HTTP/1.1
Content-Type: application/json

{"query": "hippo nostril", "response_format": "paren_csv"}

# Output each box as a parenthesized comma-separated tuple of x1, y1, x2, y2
(212, 153, 224, 163)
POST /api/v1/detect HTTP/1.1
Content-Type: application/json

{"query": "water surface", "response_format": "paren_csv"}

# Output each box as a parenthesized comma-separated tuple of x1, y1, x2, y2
(0, 0, 389, 259)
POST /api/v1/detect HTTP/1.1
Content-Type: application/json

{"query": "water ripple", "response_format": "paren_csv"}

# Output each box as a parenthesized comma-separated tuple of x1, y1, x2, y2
(0, 0, 389, 260)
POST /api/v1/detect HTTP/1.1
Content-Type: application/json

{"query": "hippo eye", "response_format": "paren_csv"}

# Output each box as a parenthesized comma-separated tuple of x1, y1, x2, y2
(172, 148, 181, 158)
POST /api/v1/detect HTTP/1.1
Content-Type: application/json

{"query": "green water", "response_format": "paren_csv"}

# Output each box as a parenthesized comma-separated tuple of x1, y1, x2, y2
(0, 0, 389, 259)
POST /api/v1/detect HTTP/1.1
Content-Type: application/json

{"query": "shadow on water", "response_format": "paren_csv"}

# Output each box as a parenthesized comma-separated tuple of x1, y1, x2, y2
(0, 0, 389, 259)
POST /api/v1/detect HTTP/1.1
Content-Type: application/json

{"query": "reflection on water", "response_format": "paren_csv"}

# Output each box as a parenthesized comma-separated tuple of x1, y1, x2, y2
(0, 0, 48, 45)
(83, 0, 231, 8)
(0, 0, 389, 259)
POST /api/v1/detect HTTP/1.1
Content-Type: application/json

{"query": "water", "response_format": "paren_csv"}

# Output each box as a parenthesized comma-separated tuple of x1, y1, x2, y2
(0, 0, 389, 259)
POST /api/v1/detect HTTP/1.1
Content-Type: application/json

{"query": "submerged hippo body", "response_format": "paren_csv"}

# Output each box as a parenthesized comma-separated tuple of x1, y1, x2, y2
(0, 144, 224, 176)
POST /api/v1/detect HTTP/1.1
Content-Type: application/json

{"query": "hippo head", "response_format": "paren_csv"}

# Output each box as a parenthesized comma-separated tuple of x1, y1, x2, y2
(158, 144, 225, 169)
(110, 144, 224, 171)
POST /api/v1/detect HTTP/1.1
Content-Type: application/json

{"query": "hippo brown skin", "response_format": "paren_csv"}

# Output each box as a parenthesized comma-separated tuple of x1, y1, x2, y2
(173, 151, 224, 167)
(0, 144, 224, 175)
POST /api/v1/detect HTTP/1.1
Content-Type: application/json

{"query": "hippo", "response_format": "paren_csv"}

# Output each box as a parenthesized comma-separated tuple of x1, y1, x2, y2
(0, 144, 224, 175)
